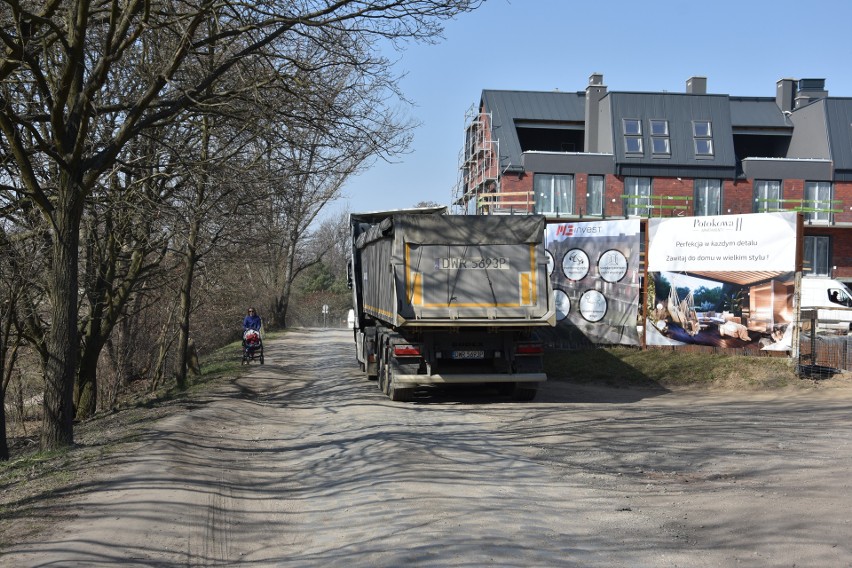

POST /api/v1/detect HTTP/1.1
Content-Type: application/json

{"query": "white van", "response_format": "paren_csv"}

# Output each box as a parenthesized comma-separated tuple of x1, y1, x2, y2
(800, 278, 852, 333)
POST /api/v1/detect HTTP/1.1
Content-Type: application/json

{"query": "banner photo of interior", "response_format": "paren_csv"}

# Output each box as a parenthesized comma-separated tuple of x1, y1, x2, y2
(646, 270, 795, 351)
(646, 212, 798, 351)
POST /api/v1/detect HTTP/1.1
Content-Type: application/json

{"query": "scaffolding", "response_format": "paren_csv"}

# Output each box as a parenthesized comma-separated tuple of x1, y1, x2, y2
(452, 104, 500, 214)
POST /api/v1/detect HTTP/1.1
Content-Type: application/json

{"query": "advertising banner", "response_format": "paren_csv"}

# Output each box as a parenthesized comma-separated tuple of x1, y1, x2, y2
(647, 212, 797, 272)
(646, 212, 797, 351)
(545, 219, 641, 346)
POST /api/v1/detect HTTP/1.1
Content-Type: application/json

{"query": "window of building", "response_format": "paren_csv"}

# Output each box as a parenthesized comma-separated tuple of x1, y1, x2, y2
(625, 137, 643, 154)
(651, 137, 671, 155)
(694, 139, 713, 156)
(693, 120, 712, 137)
(586, 175, 604, 216)
(534, 174, 574, 216)
(754, 179, 781, 212)
(649, 120, 670, 156)
(650, 119, 669, 136)
(803, 235, 830, 276)
(623, 119, 642, 135)
(694, 179, 722, 216)
(693, 120, 714, 157)
(624, 177, 652, 217)
(804, 181, 832, 223)
(623, 119, 643, 155)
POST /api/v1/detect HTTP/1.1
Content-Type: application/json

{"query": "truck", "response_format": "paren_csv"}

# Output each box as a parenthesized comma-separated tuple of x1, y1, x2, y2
(800, 277, 852, 333)
(348, 207, 555, 401)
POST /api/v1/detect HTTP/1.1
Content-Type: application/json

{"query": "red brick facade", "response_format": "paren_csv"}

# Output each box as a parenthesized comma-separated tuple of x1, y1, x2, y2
(502, 172, 851, 280)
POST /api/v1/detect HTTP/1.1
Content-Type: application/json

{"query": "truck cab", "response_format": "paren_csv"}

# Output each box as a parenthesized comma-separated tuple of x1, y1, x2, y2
(800, 277, 852, 333)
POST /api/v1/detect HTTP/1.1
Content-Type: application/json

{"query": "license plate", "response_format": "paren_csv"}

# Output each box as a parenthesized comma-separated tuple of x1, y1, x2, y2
(452, 350, 485, 359)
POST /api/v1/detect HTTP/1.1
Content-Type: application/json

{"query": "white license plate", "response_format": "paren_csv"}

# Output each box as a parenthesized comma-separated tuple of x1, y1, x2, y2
(452, 350, 485, 359)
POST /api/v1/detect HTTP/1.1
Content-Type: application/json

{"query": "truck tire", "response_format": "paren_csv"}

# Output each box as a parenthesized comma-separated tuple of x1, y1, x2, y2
(388, 381, 413, 402)
(386, 359, 413, 402)
(379, 350, 390, 395)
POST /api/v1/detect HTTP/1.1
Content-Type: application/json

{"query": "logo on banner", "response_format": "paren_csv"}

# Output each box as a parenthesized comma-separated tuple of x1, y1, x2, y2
(555, 224, 575, 237)
(692, 217, 744, 233)
(555, 224, 603, 237)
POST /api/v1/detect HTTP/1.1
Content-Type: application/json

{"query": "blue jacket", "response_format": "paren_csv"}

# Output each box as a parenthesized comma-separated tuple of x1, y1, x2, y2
(243, 314, 262, 331)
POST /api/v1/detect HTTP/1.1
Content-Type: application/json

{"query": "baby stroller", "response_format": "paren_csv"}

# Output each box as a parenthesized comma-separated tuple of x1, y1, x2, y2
(242, 328, 264, 365)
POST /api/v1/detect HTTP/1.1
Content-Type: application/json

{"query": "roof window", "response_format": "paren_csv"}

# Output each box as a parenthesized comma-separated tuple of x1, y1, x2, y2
(693, 120, 714, 157)
(650, 119, 670, 156)
(623, 119, 643, 155)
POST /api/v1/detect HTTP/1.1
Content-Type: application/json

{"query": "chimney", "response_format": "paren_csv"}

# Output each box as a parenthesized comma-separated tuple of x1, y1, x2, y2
(776, 78, 796, 112)
(686, 76, 707, 94)
(795, 78, 827, 109)
(584, 73, 607, 153)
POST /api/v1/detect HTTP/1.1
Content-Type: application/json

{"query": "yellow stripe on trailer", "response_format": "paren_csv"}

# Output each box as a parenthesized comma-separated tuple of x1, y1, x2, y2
(520, 272, 532, 305)
(411, 271, 422, 305)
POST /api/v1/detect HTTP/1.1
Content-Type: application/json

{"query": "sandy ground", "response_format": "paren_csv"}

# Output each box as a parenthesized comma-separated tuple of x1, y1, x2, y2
(3, 328, 852, 567)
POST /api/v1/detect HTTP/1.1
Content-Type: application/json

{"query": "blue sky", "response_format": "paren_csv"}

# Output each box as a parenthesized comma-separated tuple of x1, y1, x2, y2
(332, 0, 852, 219)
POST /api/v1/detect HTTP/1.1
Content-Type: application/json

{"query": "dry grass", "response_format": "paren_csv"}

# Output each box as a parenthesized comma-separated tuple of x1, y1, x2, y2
(544, 347, 806, 390)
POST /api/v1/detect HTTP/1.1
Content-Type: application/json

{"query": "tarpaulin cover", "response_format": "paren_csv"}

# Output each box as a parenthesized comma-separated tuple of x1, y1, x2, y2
(356, 214, 545, 249)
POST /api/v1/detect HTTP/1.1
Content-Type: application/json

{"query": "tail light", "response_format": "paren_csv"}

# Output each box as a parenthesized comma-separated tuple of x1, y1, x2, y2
(394, 345, 422, 357)
(516, 344, 543, 355)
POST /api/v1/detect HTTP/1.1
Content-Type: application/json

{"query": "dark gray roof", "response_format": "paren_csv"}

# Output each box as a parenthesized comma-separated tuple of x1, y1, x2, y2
(825, 98, 852, 173)
(481, 90, 585, 168)
(479, 86, 847, 179)
(729, 97, 791, 129)
(607, 92, 736, 175)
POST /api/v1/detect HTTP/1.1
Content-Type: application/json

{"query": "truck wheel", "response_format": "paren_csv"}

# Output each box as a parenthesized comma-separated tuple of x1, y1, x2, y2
(388, 382, 412, 402)
(378, 344, 389, 393)
(379, 359, 389, 394)
(385, 359, 412, 402)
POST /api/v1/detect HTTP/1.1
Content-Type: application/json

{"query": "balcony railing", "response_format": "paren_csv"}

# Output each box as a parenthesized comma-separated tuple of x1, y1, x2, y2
(476, 190, 533, 214)
(755, 197, 842, 223)
(621, 194, 691, 217)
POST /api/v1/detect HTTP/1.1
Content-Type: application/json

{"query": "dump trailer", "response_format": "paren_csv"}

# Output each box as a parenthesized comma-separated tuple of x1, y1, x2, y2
(349, 208, 555, 401)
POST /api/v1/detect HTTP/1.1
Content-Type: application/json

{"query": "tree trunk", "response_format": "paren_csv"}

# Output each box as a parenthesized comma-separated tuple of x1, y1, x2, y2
(75, 335, 106, 419)
(41, 185, 83, 450)
(0, 297, 13, 461)
(272, 235, 299, 328)
(150, 305, 177, 392)
(272, 295, 289, 329)
(176, 219, 199, 390)
(75, 244, 145, 419)
(0, 382, 6, 461)
(187, 337, 201, 376)
(0, 343, 9, 460)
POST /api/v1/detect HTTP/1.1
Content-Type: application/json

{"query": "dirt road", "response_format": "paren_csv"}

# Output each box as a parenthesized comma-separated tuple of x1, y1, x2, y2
(4, 329, 852, 566)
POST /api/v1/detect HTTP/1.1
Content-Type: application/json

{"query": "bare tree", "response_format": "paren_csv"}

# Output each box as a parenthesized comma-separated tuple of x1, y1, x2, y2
(250, 36, 412, 327)
(0, 230, 22, 460)
(0, 0, 482, 449)
(74, 141, 172, 419)
(0, 221, 47, 459)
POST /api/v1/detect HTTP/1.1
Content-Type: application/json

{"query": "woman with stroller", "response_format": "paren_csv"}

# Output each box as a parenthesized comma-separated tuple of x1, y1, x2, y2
(243, 307, 262, 331)
(242, 307, 264, 364)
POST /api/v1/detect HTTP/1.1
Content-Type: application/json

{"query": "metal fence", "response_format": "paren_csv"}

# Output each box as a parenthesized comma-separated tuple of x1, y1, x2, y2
(797, 331, 852, 378)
